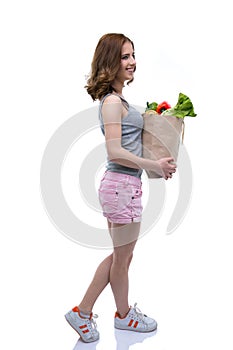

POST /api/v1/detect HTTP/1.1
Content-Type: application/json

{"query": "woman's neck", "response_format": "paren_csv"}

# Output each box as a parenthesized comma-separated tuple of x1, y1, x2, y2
(111, 80, 124, 96)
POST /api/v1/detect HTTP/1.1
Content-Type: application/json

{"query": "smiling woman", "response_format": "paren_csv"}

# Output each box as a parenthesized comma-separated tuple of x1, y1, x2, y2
(64, 33, 176, 343)
(115, 41, 136, 83)
(85, 33, 136, 101)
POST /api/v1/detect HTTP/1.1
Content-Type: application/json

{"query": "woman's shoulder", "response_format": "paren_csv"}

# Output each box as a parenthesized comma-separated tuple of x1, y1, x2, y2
(102, 93, 122, 105)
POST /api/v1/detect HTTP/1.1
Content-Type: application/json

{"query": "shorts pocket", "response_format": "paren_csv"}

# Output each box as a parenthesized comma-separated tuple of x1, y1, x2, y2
(131, 188, 143, 216)
(98, 185, 118, 214)
(114, 184, 138, 211)
(131, 187, 142, 199)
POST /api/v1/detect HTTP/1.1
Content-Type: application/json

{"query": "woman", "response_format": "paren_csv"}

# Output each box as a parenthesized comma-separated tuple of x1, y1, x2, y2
(65, 33, 176, 343)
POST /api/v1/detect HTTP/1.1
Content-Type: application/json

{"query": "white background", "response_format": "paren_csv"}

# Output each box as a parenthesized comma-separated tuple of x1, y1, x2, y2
(1, 0, 233, 349)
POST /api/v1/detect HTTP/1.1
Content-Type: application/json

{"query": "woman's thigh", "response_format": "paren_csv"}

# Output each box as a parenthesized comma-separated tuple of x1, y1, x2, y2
(109, 221, 141, 249)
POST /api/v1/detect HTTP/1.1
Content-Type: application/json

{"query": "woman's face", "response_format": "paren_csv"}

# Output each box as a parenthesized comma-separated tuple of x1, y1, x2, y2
(116, 41, 136, 83)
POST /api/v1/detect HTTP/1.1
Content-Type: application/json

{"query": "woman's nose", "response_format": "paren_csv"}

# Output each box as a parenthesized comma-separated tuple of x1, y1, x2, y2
(130, 56, 136, 65)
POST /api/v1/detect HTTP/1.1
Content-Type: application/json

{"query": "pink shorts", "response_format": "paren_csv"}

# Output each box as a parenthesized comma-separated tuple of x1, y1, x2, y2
(98, 171, 143, 224)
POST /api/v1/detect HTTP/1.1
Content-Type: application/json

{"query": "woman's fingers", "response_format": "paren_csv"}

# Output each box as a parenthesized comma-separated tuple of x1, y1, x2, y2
(165, 160, 177, 179)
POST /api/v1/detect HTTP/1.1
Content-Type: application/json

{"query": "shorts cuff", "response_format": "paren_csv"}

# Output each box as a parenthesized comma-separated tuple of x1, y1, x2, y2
(107, 216, 142, 224)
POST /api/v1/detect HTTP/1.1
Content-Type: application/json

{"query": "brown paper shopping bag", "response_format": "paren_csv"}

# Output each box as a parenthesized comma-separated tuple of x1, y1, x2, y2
(142, 113, 184, 178)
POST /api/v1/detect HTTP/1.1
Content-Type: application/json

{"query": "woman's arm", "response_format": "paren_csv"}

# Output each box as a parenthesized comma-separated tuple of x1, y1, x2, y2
(102, 95, 176, 179)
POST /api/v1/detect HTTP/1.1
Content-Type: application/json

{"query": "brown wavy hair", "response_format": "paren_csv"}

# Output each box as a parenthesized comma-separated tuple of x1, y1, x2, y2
(85, 33, 135, 101)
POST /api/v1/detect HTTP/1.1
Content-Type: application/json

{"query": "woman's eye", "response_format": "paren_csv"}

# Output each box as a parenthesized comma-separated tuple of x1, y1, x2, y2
(121, 54, 135, 60)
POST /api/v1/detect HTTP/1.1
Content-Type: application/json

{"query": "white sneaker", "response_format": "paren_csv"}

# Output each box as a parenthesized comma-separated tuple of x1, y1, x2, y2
(114, 303, 157, 332)
(65, 306, 99, 343)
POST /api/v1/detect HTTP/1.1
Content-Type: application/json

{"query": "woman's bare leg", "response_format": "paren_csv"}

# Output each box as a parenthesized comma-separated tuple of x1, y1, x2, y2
(78, 253, 113, 313)
(78, 221, 140, 316)
(77, 221, 115, 313)
(109, 222, 140, 317)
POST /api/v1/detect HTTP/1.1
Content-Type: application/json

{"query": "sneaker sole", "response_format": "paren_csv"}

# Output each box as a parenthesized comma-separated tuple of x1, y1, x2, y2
(114, 323, 157, 332)
(65, 313, 99, 343)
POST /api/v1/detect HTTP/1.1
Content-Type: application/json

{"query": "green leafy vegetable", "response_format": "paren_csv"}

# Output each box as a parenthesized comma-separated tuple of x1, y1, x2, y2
(146, 101, 158, 111)
(162, 93, 197, 118)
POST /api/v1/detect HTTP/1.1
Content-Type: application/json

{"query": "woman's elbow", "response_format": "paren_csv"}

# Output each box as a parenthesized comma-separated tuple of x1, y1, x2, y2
(107, 146, 122, 160)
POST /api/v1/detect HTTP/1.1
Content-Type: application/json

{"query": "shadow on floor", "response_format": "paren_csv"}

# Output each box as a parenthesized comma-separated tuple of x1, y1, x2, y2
(72, 328, 157, 349)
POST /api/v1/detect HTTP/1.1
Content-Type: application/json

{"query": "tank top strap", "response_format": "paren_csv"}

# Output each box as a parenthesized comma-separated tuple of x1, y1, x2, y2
(100, 93, 129, 109)
(113, 93, 129, 110)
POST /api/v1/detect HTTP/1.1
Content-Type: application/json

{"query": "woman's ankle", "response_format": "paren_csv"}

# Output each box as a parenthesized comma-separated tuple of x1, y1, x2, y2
(77, 305, 92, 319)
(115, 307, 130, 319)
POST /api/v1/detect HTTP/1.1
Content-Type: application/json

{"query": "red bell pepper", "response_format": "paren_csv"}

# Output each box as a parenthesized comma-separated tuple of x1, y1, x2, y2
(156, 101, 171, 114)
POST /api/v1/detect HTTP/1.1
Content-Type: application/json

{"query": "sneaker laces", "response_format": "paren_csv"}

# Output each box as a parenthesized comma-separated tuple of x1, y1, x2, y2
(132, 303, 146, 322)
(89, 314, 98, 330)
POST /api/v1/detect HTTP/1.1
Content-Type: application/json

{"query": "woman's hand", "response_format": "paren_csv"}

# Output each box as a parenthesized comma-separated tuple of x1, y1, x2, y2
(155, 157, 177, 180)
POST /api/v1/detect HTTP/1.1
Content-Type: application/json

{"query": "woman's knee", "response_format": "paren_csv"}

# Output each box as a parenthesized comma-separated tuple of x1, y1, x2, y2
(113, 250, 133, 267)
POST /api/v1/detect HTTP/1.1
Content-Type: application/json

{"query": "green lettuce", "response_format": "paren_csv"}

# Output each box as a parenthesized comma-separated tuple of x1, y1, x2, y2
(162, 93, 197, 118)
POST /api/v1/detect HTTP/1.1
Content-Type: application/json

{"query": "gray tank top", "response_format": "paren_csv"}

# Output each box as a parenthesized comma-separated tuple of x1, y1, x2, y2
(99, 93, 143, 178)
